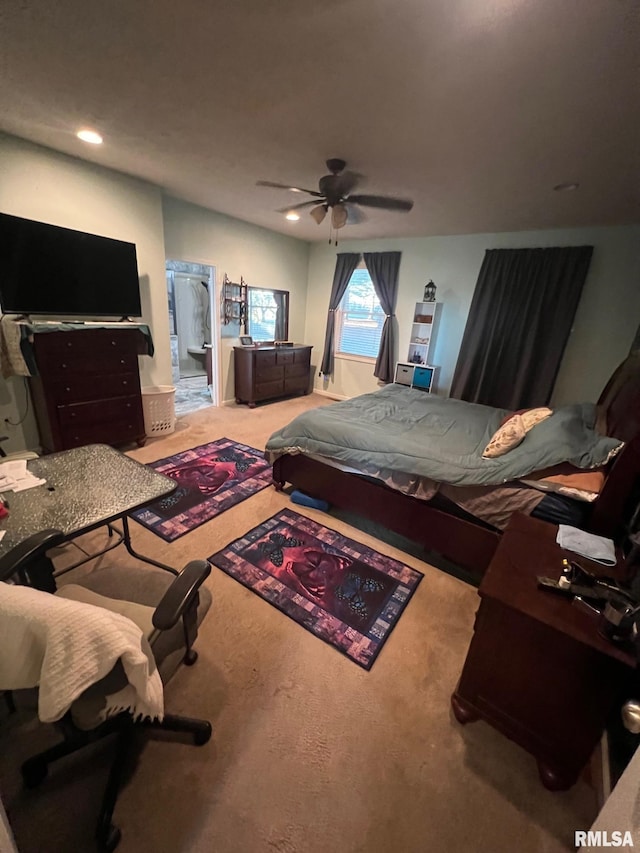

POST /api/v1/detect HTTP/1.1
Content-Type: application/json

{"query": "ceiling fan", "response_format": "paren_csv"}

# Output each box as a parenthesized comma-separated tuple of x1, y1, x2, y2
(257, 158, 414, 232)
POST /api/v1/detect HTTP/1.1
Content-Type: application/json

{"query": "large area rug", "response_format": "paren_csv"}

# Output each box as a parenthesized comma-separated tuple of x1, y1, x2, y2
(130, 438, 272, 541)
(209, 508, 423, 669)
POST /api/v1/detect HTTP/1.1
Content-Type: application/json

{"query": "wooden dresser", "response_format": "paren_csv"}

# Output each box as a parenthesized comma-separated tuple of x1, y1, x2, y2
(233, 345, 312, 407)
(29, 328, 147, 452)
(451, 513, 635, 791)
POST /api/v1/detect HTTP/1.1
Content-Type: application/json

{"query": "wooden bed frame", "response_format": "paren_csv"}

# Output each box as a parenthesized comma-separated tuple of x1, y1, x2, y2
(272, 353, 640, 582)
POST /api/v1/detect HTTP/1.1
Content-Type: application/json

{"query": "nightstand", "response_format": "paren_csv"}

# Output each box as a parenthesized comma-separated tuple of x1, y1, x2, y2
(451, 513, 636, 790)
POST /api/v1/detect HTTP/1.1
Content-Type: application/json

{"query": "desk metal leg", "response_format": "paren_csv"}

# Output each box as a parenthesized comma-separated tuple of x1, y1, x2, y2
(54, 517, 178, 578)
(122, 516, 178, 576)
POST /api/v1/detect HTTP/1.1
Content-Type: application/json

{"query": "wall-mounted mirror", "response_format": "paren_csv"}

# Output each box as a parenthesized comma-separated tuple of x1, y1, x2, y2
(246, 287, 289, 341)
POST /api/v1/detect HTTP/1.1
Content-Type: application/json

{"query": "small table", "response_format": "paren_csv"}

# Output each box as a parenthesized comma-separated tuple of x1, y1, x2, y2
(0, 444, 176, 573)
(451, 513, 636, 790)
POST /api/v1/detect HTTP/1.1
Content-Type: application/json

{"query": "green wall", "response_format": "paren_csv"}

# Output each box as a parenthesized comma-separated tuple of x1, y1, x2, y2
(305, 226, 640, 404)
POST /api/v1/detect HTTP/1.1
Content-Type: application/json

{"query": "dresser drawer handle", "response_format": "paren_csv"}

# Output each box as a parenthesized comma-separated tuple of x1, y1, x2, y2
(65, 387, 71, 392)
(120, 359, 125, 364)
(67, 342, 73, 347)
(111, 340, 117, 346)
(61, 363, 67, 369)
(122, 380, 128, 386)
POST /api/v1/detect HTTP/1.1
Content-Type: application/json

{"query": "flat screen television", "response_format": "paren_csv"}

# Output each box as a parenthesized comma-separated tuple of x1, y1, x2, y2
(0, 212, 142, 318)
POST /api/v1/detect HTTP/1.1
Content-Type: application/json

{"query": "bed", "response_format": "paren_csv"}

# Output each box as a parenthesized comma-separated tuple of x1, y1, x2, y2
(267, 353, 640, 582)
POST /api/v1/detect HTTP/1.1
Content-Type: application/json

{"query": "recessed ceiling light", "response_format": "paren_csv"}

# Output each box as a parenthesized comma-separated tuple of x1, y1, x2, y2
(553, 182, 579, 192)
(77, 129, 103, 145)
(285, 212, 300, 221)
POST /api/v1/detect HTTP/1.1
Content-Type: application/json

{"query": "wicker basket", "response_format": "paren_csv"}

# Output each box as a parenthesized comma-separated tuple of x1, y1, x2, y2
(141, 385, 176, 436)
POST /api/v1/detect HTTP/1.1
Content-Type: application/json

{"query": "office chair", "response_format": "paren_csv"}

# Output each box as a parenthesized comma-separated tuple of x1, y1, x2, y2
(0, 435, 38, 461)
(0, 529, 213, 852)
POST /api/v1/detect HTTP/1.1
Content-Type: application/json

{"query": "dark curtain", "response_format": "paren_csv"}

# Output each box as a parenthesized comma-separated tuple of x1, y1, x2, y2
(450, 246, 593, 409)
(363, 251, 401, 383)
(273, 291, 287, 340)
(319, 253, 360, 376)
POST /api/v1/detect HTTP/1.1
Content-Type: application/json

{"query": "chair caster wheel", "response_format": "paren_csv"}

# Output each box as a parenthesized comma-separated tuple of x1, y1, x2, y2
(183, 649, 198, 666)
(22, 758, 48, 788)
(194, 722, 212, 746)
(97, 823, 121, 852)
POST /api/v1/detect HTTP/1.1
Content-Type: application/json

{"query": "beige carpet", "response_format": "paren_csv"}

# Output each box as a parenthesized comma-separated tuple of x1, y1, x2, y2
(0, 394, 597, 852)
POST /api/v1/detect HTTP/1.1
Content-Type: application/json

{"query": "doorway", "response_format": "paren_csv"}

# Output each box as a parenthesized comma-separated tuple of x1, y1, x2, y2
(166, 259, 218, 415)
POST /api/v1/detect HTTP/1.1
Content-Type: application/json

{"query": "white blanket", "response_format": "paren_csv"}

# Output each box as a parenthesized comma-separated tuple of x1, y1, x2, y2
(0, 582, 164, 724)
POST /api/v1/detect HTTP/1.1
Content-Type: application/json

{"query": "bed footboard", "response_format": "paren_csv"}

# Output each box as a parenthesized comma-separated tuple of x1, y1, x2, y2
(272, 454, 500, 581)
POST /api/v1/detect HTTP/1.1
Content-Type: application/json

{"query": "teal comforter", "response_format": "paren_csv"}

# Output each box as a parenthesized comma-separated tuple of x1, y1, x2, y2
(265, 385, 622, 486)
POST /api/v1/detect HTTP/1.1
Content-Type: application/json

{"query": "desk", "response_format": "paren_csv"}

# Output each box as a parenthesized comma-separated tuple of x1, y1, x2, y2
(0, 444, 176, 572)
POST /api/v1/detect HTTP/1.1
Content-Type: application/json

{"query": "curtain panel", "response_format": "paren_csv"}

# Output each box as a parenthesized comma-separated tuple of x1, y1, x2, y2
(363, 251, 401, 383)
(273, 291, 287, 341)
(319, 253, 361, 376)
(450, 246, 593, 409)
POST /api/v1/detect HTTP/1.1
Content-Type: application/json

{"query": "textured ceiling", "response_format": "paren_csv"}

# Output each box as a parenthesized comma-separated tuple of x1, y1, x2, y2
(0, 0, 638, 241)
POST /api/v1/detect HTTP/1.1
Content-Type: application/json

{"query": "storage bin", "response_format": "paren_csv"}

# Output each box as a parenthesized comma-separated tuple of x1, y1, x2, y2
(141, 385, 176, 436)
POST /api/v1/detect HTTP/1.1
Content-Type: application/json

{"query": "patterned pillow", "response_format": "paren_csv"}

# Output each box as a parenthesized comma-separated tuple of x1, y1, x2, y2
(483, 414, 527, 458)
(520, 407, 553, 432)
(500, 407, 553, 431)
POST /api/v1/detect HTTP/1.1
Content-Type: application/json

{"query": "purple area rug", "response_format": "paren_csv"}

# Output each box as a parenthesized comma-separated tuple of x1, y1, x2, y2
(209, 508, 423, 669)
(130, 438, 272, 541)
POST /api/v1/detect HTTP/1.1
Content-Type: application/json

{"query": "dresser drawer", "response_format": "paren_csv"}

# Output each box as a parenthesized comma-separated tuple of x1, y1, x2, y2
(254, 350, 277, 369)
(34, 329, 141, 358)
(61, 418, 144, 450)
(42, 353, 139, 378)
(57, 395, 142, 427)
(51, 372, 140, 404)
(276, 350, 295, 366)
(284, 375, 308, 394)
(255, 364, 284, 382)
(285, 363, 309, 379)
(254, 379, 284, 400)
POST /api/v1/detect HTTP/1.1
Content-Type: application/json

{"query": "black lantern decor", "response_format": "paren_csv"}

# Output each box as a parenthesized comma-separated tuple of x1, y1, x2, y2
(423, 280, 436, 302)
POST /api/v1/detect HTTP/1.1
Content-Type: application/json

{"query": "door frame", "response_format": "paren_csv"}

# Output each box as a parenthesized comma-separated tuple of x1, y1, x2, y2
(165, 258, 219, 406)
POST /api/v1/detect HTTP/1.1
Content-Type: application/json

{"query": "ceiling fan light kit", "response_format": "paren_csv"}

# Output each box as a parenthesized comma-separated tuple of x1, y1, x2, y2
(310, 205, 327, 225)
(257, 159, 414, 239)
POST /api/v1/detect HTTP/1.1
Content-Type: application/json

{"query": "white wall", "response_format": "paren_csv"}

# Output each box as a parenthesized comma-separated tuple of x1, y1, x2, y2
(162, 196, 310, 403)
(306, 225, 640, 404)
(0, 133, 172, 452)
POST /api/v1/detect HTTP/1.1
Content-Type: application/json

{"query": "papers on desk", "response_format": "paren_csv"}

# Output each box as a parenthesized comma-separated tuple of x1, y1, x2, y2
(0, 459, 46, 493)
(556, 524, 617, 566)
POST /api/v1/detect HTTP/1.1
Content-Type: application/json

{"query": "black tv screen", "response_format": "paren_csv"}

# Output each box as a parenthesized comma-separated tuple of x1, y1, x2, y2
(0, 213, 142, 318)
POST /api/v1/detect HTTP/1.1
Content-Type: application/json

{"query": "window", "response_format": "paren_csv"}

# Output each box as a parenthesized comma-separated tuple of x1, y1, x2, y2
(335, 267, 384, 359)
(247, 287, 289, 341)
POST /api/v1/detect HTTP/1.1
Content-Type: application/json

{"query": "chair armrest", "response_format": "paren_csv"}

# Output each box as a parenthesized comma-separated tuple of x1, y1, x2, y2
(0, 529, 65, 582)
(152, 560, 211, 631)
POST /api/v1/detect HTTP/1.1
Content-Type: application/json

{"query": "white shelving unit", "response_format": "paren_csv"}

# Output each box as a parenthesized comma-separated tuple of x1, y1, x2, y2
(394, 300, 442, 394)
(407, 301, 442, 366)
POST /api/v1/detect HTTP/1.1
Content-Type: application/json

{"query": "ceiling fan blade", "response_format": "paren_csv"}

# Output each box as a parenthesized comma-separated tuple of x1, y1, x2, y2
(344, 203, 366, 225)
(257, 180, 324, 197)
(276, 200, 322, 213)
(349, 194, 414, 212)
